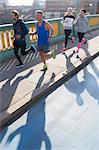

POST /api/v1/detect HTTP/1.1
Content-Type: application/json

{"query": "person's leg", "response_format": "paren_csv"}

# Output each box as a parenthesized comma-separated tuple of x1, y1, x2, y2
(77, 32, 84, 52)
(21, 40, 36, 55)
(64, 30, 68, 48)
(39, 51, 48, 71)
(81, 33, 87, 44)
(39, 51, 47, 64)
(21, 40, 27, 55)
(78, 32, 84, 42)
(76, 32, 85, 58)
(62, 29, 71, 53)
(13, 41, 23, 65)
(38, 45, 49, 71)
(65, 30, 71, 47)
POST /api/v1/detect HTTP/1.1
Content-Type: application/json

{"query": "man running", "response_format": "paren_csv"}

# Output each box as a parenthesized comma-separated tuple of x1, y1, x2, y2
(11, 10, 35, 68)
(30, 10, 56, 71)
(74, 9, 88, 58)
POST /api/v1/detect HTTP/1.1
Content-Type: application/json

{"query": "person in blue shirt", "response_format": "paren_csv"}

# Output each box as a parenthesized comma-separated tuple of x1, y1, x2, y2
(30, 10, 56, 71)
(11, 10, 35, 68)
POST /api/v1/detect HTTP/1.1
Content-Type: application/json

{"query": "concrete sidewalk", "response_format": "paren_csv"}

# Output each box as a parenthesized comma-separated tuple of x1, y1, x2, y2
(0, 35, 99, 129)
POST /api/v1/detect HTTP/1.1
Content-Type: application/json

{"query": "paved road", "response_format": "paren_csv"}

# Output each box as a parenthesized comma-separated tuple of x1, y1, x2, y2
(0, 56, 99, 150)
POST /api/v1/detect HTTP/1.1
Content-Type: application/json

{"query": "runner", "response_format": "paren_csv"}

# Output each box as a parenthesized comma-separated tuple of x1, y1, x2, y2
(73, 9, 88, 58)
(61, 7, 75, 54)
(30, 10, 56, 71)
(11, 10, 36, 68)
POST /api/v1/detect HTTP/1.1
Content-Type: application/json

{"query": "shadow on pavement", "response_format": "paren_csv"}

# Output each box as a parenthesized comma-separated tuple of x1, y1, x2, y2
(3, 71, 56, 149)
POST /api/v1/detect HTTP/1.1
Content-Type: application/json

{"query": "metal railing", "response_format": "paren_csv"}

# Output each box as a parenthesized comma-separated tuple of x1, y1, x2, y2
(0, 14, 99, 52)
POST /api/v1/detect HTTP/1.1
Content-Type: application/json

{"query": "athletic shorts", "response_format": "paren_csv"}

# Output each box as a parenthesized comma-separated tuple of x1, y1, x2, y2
(37, 45, 49, 53)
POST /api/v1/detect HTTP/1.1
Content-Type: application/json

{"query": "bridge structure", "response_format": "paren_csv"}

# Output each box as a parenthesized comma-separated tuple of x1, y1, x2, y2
(0, 15, 99, 128)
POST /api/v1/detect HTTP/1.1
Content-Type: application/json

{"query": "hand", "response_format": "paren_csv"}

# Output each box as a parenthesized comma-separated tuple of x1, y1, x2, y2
(11, 36, 14, 40)
(15, 35, 21, 40)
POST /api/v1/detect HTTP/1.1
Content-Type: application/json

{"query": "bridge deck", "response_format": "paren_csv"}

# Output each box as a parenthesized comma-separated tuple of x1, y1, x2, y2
(0, 30, 99, 128)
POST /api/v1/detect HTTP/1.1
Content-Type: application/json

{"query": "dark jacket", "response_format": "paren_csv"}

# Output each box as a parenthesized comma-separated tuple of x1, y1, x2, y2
(13, 19, 29, 40)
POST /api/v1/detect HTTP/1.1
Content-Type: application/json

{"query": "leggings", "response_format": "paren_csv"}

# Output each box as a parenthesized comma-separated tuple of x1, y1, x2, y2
(64, 29, 71, 48)
(78, 32, 85, 42)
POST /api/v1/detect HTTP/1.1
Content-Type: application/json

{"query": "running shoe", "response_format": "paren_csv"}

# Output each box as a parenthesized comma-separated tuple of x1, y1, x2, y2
(41, 64, 48, 71)
(61, 48, 67, 54)
(16, 63, 24, 69)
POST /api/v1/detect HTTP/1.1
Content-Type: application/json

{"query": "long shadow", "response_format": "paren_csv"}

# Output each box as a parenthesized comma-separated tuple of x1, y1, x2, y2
(65, 75, 85, 106)
(64, 50, 99, 105)
(82, 36, 99, 78)
(5, 96, 51, 150)
(80, 43, 99, 103)
(5, 71, 55, 149)
(63, 53, 75, 73)
(0, 70, 33, 142)
(90, 61, 99, 78)
(0, 70, 33, 113)
(63, 53, 85, 106)
(83, 67, 99, 104)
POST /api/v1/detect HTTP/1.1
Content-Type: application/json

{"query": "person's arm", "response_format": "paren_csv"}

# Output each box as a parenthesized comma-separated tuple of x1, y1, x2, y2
(45, 21, 55, 38)
(73, 17, 78, 26)
(20, 21, 29, 36)
(29, 30, 37, 35)
(29, 23, 37, 35)
(86, 17, 89, 32)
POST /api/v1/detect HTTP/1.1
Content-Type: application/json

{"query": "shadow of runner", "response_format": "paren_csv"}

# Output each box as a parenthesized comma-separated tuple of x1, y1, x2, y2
(63, 52, 85, 106)
(64, 76, 85, 106)
(78, 43, 99, 104)
(5, 96, 51, 150)
(5, 72, 55, 150)
(0, 70, 33, 112)
(83, 67, 99, 104)
(0, 70, 33, 142)
(82, 42, 99, 78)
(63, 53, 75, 73)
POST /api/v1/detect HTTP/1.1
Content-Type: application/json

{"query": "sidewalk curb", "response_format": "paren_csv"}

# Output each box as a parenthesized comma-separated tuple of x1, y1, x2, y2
(0, 51, 99, 130)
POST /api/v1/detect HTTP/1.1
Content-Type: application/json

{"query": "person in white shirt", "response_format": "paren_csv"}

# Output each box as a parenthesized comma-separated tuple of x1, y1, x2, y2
(61, 7, 75, 53)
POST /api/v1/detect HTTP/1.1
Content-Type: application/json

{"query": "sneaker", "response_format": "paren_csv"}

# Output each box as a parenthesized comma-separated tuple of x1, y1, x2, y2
(41, 64, 48, 71)
(73, 49, 79, 54)
(16, 63, 24, 69)
(51, 49, 56, 59)
(76, 55, 79, 59)
(84, 40, 87, 44)
(61, 48, 67, 54)
(82, 38, 87, 44)
(71, 37, 75, 44)
(77, 50, 79, 53)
